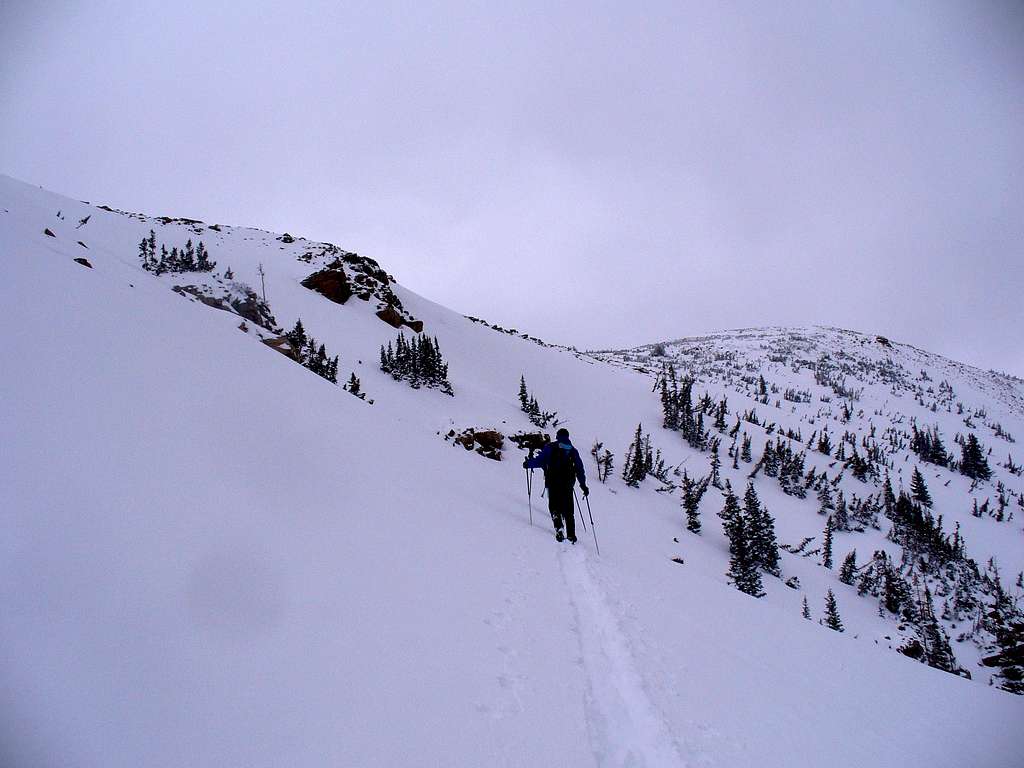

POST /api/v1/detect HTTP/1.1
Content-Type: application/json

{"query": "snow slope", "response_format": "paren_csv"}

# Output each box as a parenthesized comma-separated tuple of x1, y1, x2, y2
(1, 174, 1021, 767)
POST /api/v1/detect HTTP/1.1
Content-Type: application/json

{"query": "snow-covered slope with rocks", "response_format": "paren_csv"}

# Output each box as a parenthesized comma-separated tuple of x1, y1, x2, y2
(2, 174, 1021, 768)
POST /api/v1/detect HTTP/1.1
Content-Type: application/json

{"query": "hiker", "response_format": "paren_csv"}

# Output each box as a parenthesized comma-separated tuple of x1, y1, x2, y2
(523, 428, 588, 542)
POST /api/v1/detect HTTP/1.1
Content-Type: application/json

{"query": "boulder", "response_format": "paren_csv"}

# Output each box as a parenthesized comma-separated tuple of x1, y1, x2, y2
(262, 336, 299, 361)
(43, 228, 55, 237)
(445, 427, 505, 461)
(73, 257, 93, 268)
(509, 432, 550, 453)
(404, 318, 424, 333)
(473, 430, 504, 452)
(301, 267, 352, 305)
(376, 306, 405, 329)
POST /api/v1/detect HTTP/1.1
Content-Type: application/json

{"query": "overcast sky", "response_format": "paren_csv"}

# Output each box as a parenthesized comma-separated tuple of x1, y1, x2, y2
(2, 1, 1022, 374)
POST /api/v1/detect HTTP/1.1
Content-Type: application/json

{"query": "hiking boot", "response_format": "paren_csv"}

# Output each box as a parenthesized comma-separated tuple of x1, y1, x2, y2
(555, 529, 565, 542)
(568, 535, 577, 544)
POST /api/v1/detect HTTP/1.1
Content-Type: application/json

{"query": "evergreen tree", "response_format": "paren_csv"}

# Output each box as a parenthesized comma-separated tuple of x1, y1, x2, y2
(882, 471, 896, 519)
(821, 515, 835, 569)
(682, 470, 710, 534)
(916, 586, 960, 674)
(817, 482, 833, 516)
(709, 440, 722, 488)
(761, 441, 779, 477)
(740, 434, 752, 463)
(286, 318, 307, 353)
(724, 490, 764, 598)
(714, 397, 727, 432)
(911, 466, 932, 507)
(960, 433, 992, 481)
(622, 424, 648, 487)
(196, 240, 215, 271)
(802, 595, 812, 620)
(838, 550, 857, 585)
(743, 482, 779, 574)
(833, 490, 849, 531)
(823, 589, 844, 631)
(518, 375, 530, 412)
(817, 429, 833, 456)
(346, 372, 362, 397)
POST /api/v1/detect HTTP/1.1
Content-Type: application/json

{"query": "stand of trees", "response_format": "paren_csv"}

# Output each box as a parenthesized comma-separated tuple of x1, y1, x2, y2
(380, 332, 453, 395)
(518, 375, 558, 428)
(284, 319, 339, 384)
(138, 230, 216, 275)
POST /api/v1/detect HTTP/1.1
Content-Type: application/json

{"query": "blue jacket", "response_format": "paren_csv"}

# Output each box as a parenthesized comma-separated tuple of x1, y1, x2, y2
(525, 441, 587, 488)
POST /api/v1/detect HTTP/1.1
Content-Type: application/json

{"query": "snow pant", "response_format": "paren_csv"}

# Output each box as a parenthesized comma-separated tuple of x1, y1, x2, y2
(547, 484, 576, 539)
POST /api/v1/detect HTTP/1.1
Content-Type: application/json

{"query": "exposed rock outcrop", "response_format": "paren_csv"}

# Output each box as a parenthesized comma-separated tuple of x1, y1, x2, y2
(301, 264, 353, 305)
(445, 427, 505, 461)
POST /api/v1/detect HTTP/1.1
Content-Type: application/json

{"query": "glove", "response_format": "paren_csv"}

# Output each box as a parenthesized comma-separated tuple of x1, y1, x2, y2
(581, 484, 589, 497)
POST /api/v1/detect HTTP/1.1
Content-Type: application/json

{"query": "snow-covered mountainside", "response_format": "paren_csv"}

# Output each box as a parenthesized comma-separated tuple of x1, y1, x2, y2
(2, 174, 1021, 767)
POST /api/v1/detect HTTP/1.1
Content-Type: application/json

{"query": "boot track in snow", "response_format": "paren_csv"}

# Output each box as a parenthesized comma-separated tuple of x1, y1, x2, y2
(559, 546, 689, 767)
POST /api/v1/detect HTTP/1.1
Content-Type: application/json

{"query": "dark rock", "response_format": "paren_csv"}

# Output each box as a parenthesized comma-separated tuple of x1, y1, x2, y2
(376, 306, 405, 329)
(77, 241, 88, 248)
(445, 427, 504, 461)
(405, 318, 424, 333)
(898, 639, 924, 660)
(876, 336, 892, 348)
(302, 266, 353, 305)
(509, 432, 550, 453)
(474, 430, 504, 452)
(279, 233, 295, 243)
(981, 644, 1024, 667)
(73, 257, 93, 268)
(43, 228, 55, 237)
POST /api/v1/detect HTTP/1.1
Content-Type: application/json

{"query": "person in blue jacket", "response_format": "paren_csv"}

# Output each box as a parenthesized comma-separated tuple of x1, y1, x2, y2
(523, 428, 589, 543)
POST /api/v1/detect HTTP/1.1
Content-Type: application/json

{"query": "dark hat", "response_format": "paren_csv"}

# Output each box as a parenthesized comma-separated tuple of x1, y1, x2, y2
(555, 428, 570, 441)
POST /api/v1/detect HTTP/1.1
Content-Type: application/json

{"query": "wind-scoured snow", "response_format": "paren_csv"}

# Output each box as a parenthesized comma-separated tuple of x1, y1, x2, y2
(1, 174, 1021, 767)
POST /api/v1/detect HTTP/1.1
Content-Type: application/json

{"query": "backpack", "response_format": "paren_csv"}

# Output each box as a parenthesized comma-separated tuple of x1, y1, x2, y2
(546, 443, 576, 488)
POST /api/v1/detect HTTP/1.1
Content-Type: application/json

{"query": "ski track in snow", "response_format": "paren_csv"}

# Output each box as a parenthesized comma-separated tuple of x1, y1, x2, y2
(559, 545, 694, 768)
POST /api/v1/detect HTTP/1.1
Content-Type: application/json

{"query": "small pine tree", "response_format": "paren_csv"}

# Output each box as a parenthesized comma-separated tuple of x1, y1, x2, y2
(709, 441, 722, 488)
(714, 397, 727, 432)
(740, 434, 752, 463)
(286, 319, 307, 353)
(823, 589, 844, 631)
(821, 515, 835, 569)
(817, 482, 833, 515)
(723, 488, 764, 598)
(911, 466, 932, 507)
(802, 595, 812, 620)
(346, 372, 361, 396)
(682, 470, 709, 534)
(838, 550, 857, 585)
(960, 433, 992, 481)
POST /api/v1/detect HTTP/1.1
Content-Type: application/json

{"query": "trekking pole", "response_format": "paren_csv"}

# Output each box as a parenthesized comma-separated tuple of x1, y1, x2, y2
(585, 495, 600, 555)
(526, 468, 533, 526)
(572, 489, 587, 532)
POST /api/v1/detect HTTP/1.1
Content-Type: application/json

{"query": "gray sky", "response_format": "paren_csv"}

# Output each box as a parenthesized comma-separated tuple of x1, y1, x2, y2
(2, 1, 1022, 375)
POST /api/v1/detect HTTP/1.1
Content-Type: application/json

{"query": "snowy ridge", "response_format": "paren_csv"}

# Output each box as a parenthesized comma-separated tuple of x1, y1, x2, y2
(2, 174, 1022, 767)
